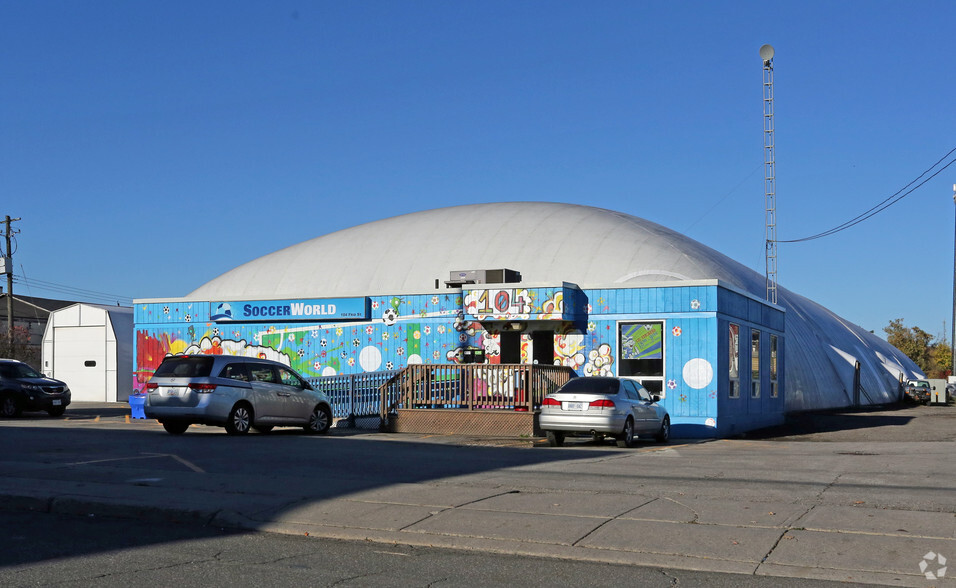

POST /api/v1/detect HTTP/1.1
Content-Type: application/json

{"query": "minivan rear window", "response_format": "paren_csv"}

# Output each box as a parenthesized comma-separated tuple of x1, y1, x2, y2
(154, 356, 215, 378)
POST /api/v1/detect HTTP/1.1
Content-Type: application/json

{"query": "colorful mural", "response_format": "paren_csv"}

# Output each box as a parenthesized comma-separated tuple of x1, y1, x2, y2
(133, 283, 775, 434)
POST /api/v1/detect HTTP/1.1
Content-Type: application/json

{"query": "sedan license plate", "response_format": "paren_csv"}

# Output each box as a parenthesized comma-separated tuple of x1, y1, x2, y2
(565, 401, 585, 411)
(52, 399, 61, 406)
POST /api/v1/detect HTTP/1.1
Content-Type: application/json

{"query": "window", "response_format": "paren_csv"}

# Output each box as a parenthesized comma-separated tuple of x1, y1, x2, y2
(622, 379, 640, 401)
(250, 366, 276, 383)
(770, 334, 779, 398)
(155, 356, 214, 378)
(751, 329, 761, 398)
(618, 322, 664, 394)
(729, 323, 740, 398)
(220, 363, 250, 382)
(278, 367, 303, 388)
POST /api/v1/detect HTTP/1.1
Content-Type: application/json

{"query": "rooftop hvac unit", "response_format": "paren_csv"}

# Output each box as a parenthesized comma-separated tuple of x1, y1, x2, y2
(444, 268, 521, 288)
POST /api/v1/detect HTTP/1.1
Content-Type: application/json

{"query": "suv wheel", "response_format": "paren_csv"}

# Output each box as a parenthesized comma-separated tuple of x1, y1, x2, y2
(0, 394, 21, 418)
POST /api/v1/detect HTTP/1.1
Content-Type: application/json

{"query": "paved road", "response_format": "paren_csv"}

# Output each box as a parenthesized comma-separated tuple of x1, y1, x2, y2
(1, 402, 954, 587)
(0, 510, 861, 587)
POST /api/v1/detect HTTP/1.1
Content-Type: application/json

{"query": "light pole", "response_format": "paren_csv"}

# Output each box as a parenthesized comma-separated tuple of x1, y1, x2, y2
(952, 184, 955, 379)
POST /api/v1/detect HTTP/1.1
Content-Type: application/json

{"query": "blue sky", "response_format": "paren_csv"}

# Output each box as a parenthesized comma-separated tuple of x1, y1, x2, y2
(2, 1, 954, 341)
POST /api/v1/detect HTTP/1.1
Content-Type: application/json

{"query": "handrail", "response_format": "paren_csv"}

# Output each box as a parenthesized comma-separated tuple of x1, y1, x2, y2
(379, 364, 576, 423)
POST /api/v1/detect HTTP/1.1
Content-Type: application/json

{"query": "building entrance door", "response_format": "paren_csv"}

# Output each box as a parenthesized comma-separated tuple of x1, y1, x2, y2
(532, 331, 554, 365)
(500, 331, 521, 364)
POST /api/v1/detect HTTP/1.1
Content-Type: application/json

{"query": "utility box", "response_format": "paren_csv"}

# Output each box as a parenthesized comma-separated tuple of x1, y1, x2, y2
(928, 378, 948, 405)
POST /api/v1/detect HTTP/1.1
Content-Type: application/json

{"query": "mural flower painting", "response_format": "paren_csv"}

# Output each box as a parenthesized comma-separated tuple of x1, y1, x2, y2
(584, 343, 614, 377)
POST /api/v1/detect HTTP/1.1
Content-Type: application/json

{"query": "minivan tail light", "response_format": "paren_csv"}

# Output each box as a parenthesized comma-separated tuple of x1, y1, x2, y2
(145, 382, 158, 390)
(589, 399, 616, 408)
(541, 397, 560, 406)
(188, 383, 217, 393)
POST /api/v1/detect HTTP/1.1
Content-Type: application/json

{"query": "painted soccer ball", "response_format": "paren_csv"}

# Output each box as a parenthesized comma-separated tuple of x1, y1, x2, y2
(382, 307, 398, 326)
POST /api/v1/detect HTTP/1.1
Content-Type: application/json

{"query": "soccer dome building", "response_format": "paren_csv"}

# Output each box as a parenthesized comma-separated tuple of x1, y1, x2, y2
(135, 202, 921, 436)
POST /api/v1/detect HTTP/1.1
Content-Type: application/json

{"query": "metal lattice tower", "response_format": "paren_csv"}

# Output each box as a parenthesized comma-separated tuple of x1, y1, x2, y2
(761, 45, 777, 304)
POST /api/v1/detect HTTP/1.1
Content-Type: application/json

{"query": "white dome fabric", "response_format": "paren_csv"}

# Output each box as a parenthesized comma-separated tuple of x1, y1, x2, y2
(189, 202, 921, 411)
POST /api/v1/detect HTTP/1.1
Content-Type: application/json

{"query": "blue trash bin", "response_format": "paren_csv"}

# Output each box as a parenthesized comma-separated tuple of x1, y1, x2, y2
(129, 394, 146, 419)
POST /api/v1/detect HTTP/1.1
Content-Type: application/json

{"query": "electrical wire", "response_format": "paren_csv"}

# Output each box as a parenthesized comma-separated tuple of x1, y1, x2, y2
(780, 146, 956, 243)
(12, 273, 133, 306)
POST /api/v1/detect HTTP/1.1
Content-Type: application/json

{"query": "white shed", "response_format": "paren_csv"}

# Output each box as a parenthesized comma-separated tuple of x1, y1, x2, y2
(41, 304, 134, 402)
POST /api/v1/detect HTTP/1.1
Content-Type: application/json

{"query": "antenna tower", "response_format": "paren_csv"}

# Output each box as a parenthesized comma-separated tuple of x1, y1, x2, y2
(760, 44, 778, 304)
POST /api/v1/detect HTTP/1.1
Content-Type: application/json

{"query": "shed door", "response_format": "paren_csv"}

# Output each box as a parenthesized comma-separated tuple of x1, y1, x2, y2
(53, 326, 107, 402)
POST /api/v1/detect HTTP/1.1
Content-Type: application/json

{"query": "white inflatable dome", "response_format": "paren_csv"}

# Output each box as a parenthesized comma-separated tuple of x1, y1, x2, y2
(190, 202, 921, 411)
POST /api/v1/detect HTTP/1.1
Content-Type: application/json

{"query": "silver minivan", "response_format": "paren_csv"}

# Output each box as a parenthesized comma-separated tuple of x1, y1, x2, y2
(144, 355, 333, 435)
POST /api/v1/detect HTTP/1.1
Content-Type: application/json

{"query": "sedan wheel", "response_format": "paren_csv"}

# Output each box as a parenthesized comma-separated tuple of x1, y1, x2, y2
(655, 416, 670, 443)
(305, 405, 332, 434)
(162, 421, 190, 435)
(0, 395, 21, 418)
(616, 417, 635, 448)
(545, 430, 565, 447)
(225, 404, 252, 435)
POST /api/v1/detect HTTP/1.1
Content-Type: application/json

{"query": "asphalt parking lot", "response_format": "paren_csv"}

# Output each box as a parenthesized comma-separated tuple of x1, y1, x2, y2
(22, 399, 956, 445)
(2, 400, 955, 586)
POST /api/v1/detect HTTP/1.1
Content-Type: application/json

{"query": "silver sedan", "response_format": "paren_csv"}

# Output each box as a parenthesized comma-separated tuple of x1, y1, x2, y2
(539, 376, 669, 447)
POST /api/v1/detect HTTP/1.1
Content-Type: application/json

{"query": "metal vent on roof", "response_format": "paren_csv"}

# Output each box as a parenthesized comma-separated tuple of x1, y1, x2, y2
(444, 268, 521, 288)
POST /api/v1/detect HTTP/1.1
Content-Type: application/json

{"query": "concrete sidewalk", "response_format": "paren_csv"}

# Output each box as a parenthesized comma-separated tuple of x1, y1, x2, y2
(1, 460, 953, 587)
(2, 403, 955, 586)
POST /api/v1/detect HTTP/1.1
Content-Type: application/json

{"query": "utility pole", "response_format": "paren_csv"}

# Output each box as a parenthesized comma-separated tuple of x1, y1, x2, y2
(952, 184, 955, 379)
(2, 216, 19, 344)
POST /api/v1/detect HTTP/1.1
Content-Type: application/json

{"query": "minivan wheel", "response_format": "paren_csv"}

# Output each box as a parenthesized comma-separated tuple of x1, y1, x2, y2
(162, 421, 190, 435)
(225, 404, 252, 435)
(0, 394, 21, 418)
(616, 417, 635, 448)
(305, 405, 332, 434)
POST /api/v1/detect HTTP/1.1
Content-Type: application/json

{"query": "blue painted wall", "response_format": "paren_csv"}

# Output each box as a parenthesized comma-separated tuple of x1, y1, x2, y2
(133, 282, 784, 437)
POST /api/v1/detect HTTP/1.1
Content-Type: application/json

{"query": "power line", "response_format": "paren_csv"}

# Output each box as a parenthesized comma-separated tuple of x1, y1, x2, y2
(780, 146, 956, 243)
(13, 273, 133, 306)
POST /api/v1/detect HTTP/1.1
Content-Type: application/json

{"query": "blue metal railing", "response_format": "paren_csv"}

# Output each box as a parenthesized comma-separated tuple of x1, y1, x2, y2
(309, 370, 399, 420)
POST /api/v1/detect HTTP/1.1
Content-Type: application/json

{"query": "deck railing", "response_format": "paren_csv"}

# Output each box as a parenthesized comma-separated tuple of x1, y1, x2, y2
(379, 364, 577, 421)
(309, 370, 399, 420)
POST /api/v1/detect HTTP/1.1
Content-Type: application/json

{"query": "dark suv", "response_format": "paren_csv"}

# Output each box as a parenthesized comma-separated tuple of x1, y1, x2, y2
(0, 359, 71, 418)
